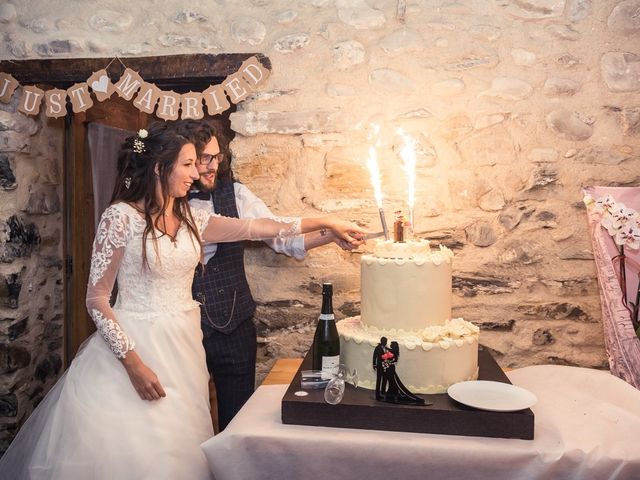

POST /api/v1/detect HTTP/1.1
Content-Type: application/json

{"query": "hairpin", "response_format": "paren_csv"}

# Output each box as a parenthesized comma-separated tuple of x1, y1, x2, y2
(124, 177, 132, 189)
(133, 128, 148, 154)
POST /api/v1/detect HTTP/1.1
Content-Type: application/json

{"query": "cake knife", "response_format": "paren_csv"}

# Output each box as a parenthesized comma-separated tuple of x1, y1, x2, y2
(363, 231, 385, 240)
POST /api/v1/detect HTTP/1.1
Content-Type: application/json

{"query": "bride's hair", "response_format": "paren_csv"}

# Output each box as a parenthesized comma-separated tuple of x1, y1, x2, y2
(111, 121, 201, 267)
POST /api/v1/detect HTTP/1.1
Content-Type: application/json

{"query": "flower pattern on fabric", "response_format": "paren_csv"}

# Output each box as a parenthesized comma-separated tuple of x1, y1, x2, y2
(272, 216, 301, 237)
(90, 308, 135, 358)
(89, 205, 137, 286)
(191, 207, 216, 237)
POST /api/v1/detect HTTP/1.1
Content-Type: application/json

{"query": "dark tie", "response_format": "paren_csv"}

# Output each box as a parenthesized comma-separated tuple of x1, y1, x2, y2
(188, 190, 212, 201)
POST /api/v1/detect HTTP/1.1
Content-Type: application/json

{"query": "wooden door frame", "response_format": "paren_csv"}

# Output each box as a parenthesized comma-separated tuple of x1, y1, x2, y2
(0, 54, 271, 365)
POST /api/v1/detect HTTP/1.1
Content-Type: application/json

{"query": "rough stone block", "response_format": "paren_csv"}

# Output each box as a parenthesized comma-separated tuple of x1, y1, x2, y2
(601, 52, 640, 92)
(0, 111, 39, 135)
(0, 154, 16, 190)
(0, 394, 17, 417)
(608, 2, 640, 35)
(274, 33, 310, 53)
(7, 317, 28, 340)
(465, 221, 497, 247)
(546, 110, 593, 140)
(231, 16, 266, 45)
(336, 0, 386, 29)
(453, 274, 521, 297)
(23, 185, 61, 214)
(0, 132, 30, 153)
(0, 344, 31, 374)
(0, 216, 40, 262)
(516, 302, 593, 322)
(0, 271, 22, 309)
(498, 240, 544, 265)
(89, 11, 133, 33)
(501, 0, 566, 19)
(34, 353, 62, 382)
(231, 110, 342, 136)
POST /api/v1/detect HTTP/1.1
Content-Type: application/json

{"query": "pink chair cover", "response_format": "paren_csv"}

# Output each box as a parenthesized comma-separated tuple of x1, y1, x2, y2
(584, 186, 640, 389)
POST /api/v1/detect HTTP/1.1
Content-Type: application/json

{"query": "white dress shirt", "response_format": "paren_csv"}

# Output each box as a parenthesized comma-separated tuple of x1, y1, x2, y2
(189, 182, 307, 263)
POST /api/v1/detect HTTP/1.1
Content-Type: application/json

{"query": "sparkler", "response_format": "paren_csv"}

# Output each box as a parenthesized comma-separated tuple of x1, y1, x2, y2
(366, 124, 389, 240)
(397, 128, 416, 233)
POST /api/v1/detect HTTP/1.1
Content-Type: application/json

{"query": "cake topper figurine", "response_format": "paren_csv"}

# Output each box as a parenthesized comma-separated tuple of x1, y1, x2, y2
(373, 337, 389, 400)
(373, 337, 429, 405)
(394, 211, 405, 243)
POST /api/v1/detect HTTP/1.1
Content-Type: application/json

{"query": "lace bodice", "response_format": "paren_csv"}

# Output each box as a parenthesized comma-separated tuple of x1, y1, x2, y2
(86, 202, 301, 359)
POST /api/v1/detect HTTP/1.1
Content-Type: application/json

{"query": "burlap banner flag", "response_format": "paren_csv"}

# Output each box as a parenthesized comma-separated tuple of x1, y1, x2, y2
(0, 73, 19, 103)
(18, 85, 45, 116)
(45, 89, 67, 118)
(156, 91, 181, 121)
(239, 56, 270, 90)
(1, 55, 270, 120)
(114, 68, 143, 101)
(202, 85, 230, 116)
(87, 69, 114, 102)
(181, 92, 204, 120)
(222, 72, 251, 104)
(67, 83, 93, 113)
(133, 82, 161, 115)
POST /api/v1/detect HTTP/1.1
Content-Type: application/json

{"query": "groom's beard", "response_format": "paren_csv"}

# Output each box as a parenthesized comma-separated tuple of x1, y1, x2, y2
(195, 171, 217, 192)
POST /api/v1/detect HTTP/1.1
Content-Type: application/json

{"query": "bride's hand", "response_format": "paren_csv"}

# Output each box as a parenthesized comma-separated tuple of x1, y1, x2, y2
(326, 218, 368, 247)
(121, 351, 166, 401)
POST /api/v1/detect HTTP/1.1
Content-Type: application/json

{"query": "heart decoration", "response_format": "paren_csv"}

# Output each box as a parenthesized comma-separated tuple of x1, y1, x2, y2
(91, 75, 109, 93)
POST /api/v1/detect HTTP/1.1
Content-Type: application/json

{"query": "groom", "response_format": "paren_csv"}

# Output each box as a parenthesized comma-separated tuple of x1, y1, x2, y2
(173, 119, 360, 430)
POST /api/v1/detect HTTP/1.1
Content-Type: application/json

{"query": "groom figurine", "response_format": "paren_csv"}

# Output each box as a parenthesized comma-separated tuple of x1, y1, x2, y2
(373, 336, 388, 400)
(173, 119, 360, 430)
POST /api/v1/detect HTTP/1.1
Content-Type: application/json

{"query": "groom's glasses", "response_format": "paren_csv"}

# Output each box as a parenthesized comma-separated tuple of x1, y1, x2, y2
(198, 152, 224, 166)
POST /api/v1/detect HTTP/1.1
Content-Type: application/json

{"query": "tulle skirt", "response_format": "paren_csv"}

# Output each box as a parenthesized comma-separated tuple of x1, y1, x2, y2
(0, 306, 214, 480)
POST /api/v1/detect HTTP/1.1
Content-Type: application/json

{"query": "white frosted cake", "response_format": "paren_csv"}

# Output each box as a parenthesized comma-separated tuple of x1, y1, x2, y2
(337, 239, 479, 394)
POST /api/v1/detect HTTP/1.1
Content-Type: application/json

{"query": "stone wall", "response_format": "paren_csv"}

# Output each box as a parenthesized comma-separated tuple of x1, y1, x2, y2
(0, 91, 64, 450)
(1, 0, 639, 439)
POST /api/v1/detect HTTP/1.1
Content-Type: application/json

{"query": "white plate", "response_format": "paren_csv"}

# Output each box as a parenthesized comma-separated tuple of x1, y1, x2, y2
(447, 380, 537, 412)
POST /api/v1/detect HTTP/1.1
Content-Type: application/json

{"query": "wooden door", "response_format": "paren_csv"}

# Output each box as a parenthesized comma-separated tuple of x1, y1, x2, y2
(64, 97, 148, 363)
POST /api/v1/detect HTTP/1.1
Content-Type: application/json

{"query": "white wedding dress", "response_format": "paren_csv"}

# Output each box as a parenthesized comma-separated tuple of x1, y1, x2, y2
(0, 202, 300, 480)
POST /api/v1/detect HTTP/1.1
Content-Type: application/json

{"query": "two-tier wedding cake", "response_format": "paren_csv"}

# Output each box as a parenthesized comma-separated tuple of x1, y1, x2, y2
(337, 238, 479, 394)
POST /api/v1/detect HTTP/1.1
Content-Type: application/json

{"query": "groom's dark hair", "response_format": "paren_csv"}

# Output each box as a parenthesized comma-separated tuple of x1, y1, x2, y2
(171, 119, 234, 183)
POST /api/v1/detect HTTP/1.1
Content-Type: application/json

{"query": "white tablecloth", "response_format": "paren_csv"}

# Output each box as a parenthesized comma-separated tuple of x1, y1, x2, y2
(201, 365, 640, 480)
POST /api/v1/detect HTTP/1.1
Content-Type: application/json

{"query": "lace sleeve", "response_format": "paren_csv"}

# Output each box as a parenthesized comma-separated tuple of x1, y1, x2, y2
(191, 206, 216, 237)
(200, 213, 301, 244)
(85, 204, 135, 359)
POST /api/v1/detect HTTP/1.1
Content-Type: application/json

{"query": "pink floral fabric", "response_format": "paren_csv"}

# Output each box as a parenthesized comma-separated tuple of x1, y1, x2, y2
(584, 186, 640, 389)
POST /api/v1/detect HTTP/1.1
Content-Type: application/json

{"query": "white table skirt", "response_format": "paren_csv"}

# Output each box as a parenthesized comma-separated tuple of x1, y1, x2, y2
(201, 365, 640, 480)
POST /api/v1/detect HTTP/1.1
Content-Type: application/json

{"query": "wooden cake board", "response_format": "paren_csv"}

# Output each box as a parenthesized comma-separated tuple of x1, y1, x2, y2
(282, 346, 534, 440)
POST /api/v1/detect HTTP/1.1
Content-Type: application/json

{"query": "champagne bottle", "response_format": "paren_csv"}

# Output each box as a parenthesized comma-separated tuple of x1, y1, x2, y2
(311, 282, 340, 376)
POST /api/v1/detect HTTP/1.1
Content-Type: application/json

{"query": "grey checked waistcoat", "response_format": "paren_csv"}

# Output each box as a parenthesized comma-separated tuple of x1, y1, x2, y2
(192, 180, 256, 336)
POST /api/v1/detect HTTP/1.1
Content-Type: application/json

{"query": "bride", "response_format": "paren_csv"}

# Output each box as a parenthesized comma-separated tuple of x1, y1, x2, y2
(0, 122, 366, 479)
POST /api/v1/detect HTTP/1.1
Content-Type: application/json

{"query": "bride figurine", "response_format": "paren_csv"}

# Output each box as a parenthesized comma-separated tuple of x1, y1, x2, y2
(0, 122, 367, 480)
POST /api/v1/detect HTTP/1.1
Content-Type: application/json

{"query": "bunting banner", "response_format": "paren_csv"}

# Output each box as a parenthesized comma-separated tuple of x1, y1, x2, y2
(0, 55, 270, 120)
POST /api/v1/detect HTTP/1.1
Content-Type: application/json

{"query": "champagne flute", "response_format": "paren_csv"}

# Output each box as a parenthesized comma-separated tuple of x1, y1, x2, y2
(323, 364, 358, 405)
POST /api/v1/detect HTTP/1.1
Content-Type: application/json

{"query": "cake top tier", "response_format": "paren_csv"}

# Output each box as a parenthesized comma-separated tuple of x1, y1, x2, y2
(372, 239, 454, 263)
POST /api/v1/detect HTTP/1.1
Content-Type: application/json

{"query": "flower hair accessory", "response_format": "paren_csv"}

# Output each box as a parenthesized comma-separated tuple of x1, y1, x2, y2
(133, 129, 148, 154)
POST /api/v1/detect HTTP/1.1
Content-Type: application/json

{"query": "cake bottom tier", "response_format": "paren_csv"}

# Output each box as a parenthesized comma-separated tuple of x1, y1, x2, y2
(337, 316, 479, 394)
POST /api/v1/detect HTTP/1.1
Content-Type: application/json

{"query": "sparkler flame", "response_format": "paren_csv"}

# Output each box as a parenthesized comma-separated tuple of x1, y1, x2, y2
(366, 145, 384, 208)
(366, 124, 384, 208)
(366, 124, 388, 239)
(397, 128, 417, 230)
